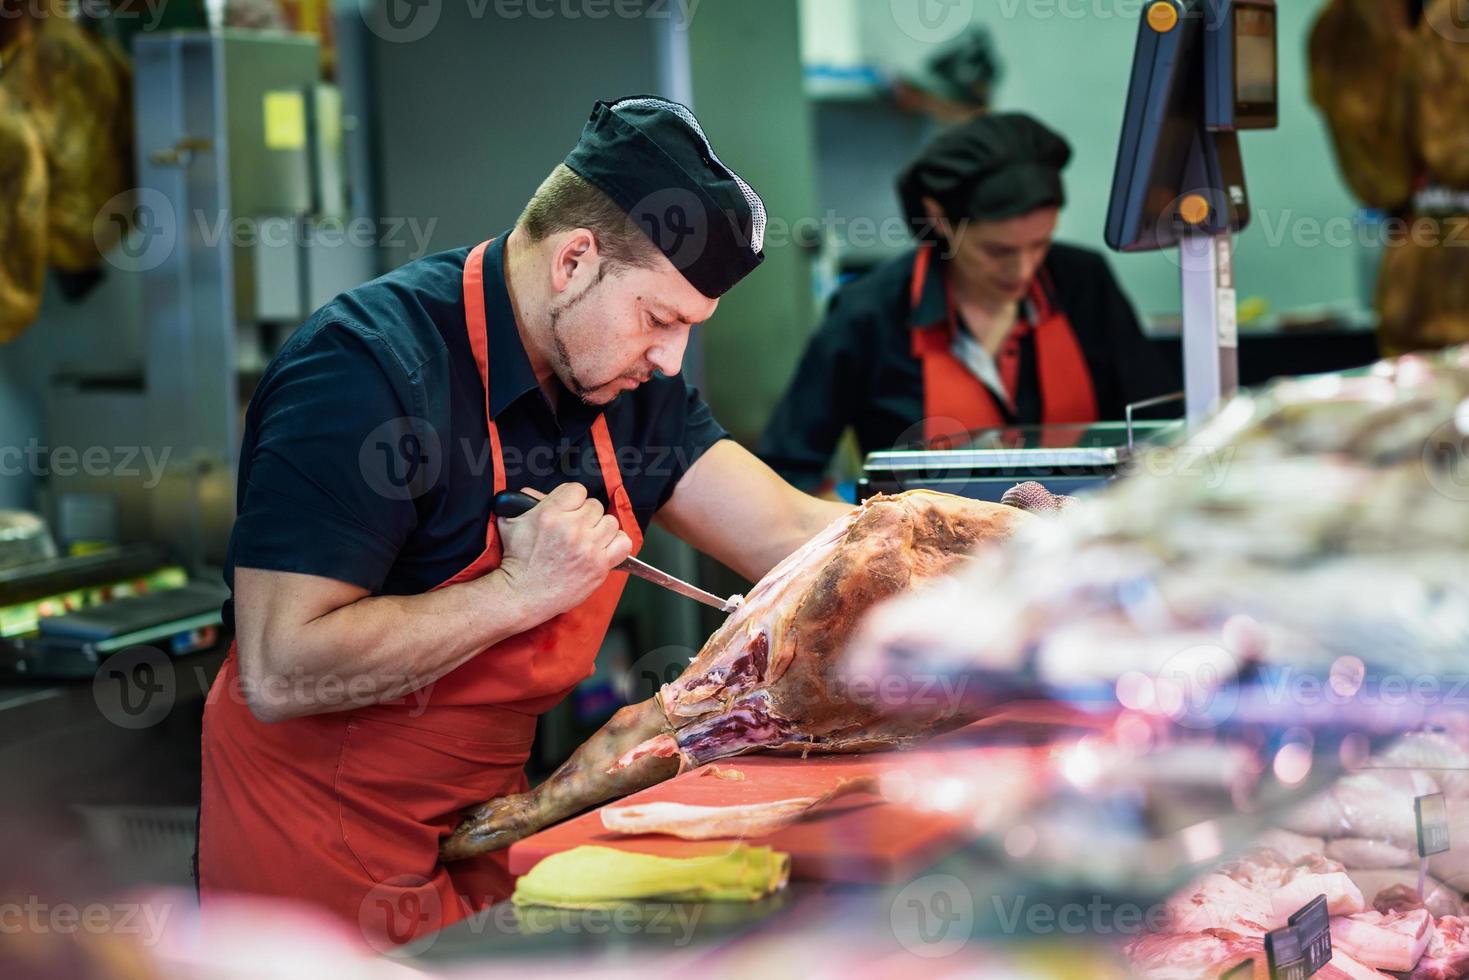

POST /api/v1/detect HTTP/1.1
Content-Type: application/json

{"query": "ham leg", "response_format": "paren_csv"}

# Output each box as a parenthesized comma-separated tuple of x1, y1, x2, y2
(443, 491, 1030, 860)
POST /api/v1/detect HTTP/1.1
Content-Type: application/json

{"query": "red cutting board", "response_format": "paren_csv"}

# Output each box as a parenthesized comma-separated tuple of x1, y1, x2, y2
(507, 719, 1075, 884)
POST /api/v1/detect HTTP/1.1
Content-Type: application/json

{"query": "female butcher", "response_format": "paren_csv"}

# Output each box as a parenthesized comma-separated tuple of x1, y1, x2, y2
(199, 97, 851, 943)
(758, 112, 1179, 491)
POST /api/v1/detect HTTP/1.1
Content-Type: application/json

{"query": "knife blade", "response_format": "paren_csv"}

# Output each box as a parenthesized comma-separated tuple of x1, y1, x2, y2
(491, 490, 744, 614)
(616, 554, 743, 613)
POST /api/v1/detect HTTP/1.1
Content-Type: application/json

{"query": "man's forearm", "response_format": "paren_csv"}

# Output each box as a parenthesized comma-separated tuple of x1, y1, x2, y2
(240, 571, 539, 721)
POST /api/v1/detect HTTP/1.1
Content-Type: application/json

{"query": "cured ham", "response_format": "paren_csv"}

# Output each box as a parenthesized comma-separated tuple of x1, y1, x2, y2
(1413, 915, 1469, 979)
(1331, 908, 1433, 973)
(442, 491, 1031, 859)
(599, 776, 876, 840)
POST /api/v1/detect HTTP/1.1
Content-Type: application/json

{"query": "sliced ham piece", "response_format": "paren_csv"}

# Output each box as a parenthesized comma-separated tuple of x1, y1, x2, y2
(1164, 874, 1274, 935)
(1255, 828, 1327, 864)
(1350, 870, 1469, 919)
(1124, 929, 1265, 980)
(1125, 929, 1391, 980)
(600, 776, 877, 840)
(1269, 871, 1365, 926)
(1223, 848, 1345, 891)
(1320, 949, 1396, 980)
(1330, 907, 1434, 972)
(1414, 915, 1469, 980)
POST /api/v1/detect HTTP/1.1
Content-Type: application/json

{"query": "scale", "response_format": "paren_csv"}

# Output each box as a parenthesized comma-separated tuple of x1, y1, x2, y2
(1106, 0, 1279, 426)
(858, 420, 1179, 503)
(860, 0, 1278, 499)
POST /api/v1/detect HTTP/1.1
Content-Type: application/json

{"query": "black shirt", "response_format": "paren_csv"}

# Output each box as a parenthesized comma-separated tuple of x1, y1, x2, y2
(223, 236, 729, 629)
(757, 243, 1179, 489)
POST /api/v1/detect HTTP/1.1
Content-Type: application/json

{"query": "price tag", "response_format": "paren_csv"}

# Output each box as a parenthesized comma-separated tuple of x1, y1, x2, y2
(1288, 894, 1332, 975)
(1265, 925, 1306, 980)
(1418, 793, 1451, 857)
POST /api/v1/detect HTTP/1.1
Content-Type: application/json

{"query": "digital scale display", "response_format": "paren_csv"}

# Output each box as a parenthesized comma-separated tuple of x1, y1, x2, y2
(1234, 5, 1277, 126)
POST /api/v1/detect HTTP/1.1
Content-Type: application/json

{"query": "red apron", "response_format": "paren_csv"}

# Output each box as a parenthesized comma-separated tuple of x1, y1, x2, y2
(198, 239, 643, 946)
(908, 244, 1099, 447)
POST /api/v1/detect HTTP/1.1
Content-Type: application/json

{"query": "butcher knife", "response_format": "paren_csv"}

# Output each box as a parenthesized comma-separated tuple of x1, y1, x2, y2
(492, 490, 744, 614)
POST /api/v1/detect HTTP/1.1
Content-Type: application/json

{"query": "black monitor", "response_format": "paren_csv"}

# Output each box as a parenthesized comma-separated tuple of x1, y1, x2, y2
(1105, 0, 1277, 253)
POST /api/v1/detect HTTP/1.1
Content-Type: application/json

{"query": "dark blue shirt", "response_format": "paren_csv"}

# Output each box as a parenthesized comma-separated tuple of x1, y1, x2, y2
(223, 235, 729, 628)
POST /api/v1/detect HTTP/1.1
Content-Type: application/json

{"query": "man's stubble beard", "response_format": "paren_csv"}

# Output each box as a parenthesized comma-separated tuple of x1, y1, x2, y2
(546, 267, 609, 403)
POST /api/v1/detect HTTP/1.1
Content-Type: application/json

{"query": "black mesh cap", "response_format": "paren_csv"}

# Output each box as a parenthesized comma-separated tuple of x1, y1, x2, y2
(898, 112, 1072, 237)
(563, 96, 766, 299)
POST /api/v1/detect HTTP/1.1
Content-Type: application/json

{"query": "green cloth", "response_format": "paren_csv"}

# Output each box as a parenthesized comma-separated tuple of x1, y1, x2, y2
(512, 845, 791, 910)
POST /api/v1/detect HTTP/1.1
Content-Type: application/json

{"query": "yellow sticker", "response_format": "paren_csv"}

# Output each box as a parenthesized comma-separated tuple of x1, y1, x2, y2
(263, 90, 307, 151)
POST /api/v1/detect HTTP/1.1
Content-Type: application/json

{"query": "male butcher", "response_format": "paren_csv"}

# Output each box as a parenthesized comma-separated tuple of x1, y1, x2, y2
(198, 97, 850, 937)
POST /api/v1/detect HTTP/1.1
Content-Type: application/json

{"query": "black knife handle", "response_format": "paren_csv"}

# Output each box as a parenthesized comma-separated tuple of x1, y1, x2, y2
(492, 490, 540, 519)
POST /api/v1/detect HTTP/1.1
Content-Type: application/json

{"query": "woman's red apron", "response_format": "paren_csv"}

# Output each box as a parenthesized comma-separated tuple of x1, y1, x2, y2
(198, 239, 643, 946)
(908, 244, 1099, 446)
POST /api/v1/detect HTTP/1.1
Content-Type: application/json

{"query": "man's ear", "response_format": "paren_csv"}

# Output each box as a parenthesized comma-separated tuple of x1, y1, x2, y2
(550, 229, 598, 293)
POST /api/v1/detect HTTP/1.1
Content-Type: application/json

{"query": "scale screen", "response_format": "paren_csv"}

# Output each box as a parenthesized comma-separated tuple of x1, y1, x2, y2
(1233, 5, 1277, 127)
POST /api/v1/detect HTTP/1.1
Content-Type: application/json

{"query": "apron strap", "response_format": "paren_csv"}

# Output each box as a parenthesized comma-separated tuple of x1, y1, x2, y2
(461, 239, 643, 558)
(462, 240, 508, 496)
(1027, 270, 1099, 428)
(909, 246, 1007, 444)
(909, 247, 1099, 443)
(589, 415, 644, 554)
